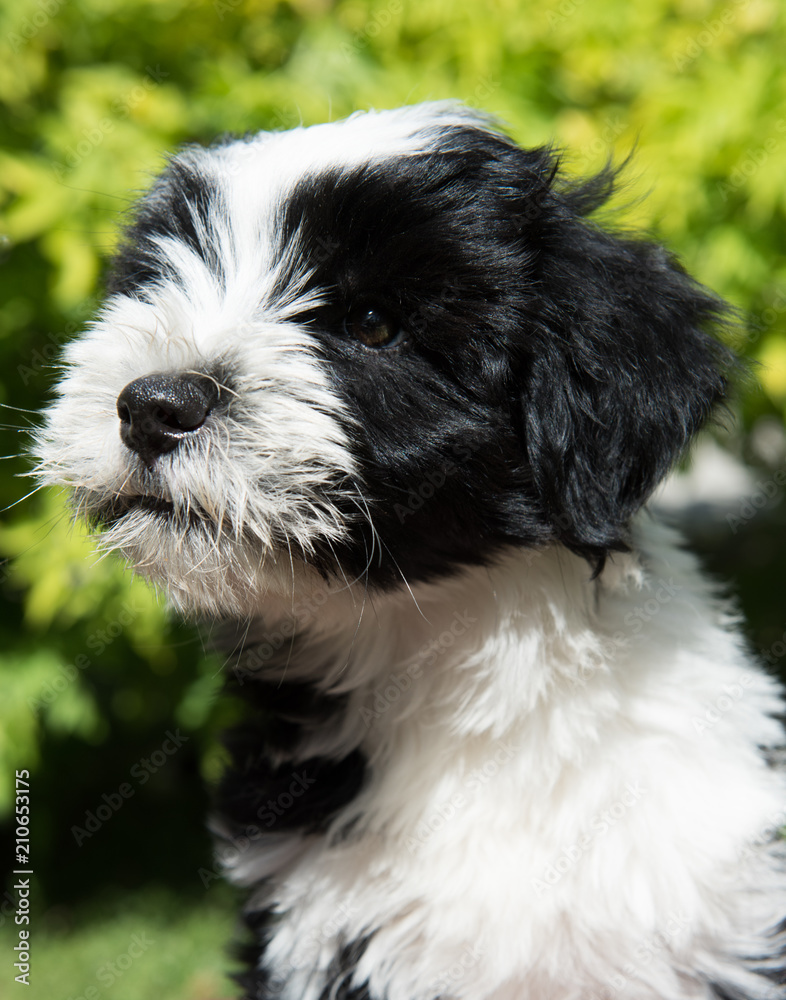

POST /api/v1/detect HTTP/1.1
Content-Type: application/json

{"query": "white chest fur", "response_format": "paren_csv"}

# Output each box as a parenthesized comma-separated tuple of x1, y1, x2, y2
(222, 517, 786, 1000)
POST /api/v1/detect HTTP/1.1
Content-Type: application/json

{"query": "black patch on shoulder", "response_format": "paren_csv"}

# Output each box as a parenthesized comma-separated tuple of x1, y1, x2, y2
(227, 670, 353, 754)
(235, 927, 376, 1000)
(215, 673, 366, 836)
(217, 734, 365, 835)
(109, 158, 224, 297)
(705, 921, 786, 998)
(315, 942, 375, 1000)
(219, 666, 373, 996)
(314, 939, 375, 1000)
(708, 976, 786, 1000)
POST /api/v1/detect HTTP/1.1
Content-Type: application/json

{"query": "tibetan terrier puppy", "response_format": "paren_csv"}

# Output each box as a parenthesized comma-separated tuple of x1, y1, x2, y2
(35, 103, 786, 1000)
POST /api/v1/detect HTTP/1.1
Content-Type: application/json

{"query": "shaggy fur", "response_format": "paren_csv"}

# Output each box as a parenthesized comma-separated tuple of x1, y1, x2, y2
(35, 103, 786, 1000)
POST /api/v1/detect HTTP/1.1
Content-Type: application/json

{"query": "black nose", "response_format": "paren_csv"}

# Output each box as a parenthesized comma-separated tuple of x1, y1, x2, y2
(117, 373, 220, 463)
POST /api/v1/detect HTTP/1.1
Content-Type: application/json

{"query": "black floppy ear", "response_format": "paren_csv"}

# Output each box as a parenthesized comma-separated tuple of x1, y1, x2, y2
(521, 171, 734, 565)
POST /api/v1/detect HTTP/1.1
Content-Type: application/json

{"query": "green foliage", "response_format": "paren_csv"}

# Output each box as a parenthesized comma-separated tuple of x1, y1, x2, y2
(0, 0, 785, 950)
(0, 887, 236, 998)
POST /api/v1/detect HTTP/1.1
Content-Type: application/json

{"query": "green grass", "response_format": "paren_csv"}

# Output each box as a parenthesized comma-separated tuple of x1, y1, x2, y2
(1, 888, 238, 1000)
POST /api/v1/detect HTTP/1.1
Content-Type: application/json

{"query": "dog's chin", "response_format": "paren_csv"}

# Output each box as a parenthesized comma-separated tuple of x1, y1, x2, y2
(91, 492, 210, 531)
(76, 489, 327, 620)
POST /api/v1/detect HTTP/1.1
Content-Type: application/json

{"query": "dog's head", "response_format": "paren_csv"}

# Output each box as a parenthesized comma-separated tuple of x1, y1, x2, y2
(35, 103, 731, 616)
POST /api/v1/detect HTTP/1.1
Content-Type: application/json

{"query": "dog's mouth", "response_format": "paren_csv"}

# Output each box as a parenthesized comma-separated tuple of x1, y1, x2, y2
(89, 493, 211, 530)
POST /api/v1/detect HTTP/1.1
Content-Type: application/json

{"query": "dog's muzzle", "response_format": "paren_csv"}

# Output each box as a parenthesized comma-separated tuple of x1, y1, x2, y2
(116, 372, 219, 465)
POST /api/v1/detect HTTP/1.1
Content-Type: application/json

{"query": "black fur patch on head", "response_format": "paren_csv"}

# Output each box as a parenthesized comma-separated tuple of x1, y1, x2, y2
(109, 158, 224, 297)
(520, 200, 732, 563)
(273, 124, 733, 584)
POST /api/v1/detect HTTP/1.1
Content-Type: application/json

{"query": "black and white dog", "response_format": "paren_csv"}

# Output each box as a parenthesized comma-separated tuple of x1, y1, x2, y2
(36, 103, 786, 1000)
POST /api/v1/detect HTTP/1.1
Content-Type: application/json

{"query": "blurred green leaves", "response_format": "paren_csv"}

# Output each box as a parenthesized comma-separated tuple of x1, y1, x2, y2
(0, 648, 102, 812)
(1, 0, 785, 354)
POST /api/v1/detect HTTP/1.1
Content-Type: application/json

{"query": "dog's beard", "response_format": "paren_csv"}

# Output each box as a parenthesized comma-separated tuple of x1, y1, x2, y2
(47, 431, 359, 618)
(94, 502, 287, 617)
(68, 486, 345, 618)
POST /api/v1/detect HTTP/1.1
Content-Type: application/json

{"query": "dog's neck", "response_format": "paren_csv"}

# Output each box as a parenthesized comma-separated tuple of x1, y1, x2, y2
(219, 518, 786, 1000)
(237, 531, 651, 777)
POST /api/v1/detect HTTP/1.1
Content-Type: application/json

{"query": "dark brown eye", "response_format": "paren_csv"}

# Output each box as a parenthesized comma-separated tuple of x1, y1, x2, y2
(343, 303, 403, 348)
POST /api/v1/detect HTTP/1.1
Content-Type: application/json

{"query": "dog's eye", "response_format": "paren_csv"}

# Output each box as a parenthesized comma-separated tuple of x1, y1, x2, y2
(343, 303, 403, 348)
